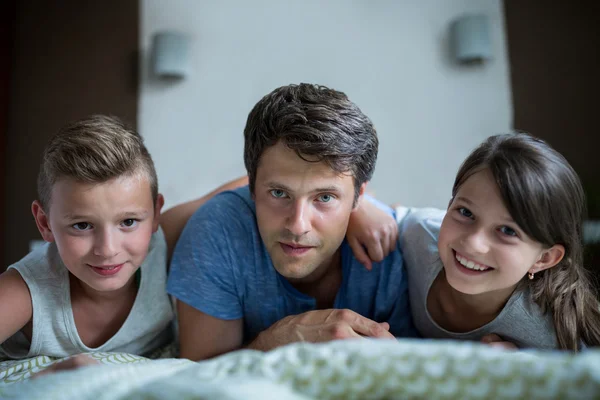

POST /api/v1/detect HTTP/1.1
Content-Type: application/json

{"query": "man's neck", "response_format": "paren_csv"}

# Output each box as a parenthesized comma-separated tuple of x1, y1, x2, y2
(290, 250, 343, 309)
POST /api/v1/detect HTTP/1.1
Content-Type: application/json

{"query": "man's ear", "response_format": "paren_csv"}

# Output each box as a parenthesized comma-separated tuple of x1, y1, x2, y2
(531, 244, 565, 274)
(153, 194, 165, 233)
(352, 182, 367, 211)
(32, 200, 55, 242)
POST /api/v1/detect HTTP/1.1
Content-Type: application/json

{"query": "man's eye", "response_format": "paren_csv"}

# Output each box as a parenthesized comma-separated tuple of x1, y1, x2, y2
(73, 222, 91, 231)
(270, 189, 287, 198)
(317, 194, 333, 203)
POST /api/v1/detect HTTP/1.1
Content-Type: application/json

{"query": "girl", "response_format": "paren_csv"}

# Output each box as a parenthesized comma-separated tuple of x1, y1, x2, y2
(395, 133, 600, 351)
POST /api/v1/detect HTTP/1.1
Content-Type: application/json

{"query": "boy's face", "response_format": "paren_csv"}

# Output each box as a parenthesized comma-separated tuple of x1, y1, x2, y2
(253, 141, 363, 285)
(33, 174, 163, 293)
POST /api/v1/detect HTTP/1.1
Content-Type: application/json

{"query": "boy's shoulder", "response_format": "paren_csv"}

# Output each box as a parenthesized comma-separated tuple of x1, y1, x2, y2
(7, 242, 62, 279)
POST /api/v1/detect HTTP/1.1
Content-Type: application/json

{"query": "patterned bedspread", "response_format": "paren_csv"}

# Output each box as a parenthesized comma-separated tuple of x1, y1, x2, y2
(1, 338, 598, 399)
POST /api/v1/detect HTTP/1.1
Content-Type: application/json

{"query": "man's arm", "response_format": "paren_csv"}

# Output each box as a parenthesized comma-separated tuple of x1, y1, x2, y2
(160, 176, 248, 258)
(177, 301, 243, 360)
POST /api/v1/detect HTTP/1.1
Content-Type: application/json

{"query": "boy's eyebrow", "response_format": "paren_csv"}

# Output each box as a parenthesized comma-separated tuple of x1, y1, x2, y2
(116, 210, 151, 219)
(63, 213, 90, 221)
(63, 210, 150, 221)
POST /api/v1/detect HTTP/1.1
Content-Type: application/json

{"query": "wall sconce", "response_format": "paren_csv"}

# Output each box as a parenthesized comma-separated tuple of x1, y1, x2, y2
(449, 15, 492, 65)
(151, 31, 191, 80)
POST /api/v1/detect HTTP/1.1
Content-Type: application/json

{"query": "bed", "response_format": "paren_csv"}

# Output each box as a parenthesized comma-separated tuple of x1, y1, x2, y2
(1, 338, 598, 399)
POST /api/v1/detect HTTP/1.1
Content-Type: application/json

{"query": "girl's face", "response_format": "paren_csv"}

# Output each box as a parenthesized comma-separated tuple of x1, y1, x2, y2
(438, 168, 552, 297)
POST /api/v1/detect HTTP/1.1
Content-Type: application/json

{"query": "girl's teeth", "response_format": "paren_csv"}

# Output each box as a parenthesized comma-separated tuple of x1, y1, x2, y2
(456, 254, 489, 271)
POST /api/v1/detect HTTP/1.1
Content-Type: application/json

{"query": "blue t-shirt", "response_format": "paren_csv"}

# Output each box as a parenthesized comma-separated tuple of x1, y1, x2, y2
(167, 186, 416, 341)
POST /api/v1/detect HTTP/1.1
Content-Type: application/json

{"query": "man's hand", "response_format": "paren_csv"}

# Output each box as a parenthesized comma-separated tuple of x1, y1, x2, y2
(347, 197, 398, 270)
(33, 354, 100, 378)
(248, 309, 395, 352)
(481, 334, 518, 350)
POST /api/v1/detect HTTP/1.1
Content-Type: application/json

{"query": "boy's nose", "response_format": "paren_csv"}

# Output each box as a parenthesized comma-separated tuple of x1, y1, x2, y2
(93, 230, 119, 258)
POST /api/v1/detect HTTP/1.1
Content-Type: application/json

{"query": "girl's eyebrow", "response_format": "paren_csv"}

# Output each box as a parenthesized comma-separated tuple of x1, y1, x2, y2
(456, 196, 516, 224)
(455, 196, 474, 206)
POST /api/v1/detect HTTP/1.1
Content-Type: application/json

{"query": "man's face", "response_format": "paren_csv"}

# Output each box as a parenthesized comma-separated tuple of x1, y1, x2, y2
(254, 141, 360, 284)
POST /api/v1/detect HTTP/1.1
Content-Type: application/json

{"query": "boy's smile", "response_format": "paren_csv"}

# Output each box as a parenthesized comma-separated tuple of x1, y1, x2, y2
(33, 173, 162, 295)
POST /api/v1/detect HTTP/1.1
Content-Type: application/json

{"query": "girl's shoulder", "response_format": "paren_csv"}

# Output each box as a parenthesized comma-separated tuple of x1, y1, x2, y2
(396, 207, 446, 270)
(397, 207, 445, 244)
(497, 288, 559, 349)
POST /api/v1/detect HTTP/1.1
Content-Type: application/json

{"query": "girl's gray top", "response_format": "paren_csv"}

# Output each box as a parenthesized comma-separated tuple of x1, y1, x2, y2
(396, 207, 559, 350)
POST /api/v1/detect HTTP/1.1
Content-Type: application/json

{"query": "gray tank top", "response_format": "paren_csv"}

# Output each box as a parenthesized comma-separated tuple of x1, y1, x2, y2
(396, 207, 559, 350)
(0, 228, 174, 359)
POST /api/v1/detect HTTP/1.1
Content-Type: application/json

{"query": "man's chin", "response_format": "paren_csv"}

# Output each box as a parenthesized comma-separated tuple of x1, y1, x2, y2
(272, 259, 316, 281)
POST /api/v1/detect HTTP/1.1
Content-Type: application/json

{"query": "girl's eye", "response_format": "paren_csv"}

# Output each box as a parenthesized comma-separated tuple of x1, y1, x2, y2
(457, 207, 473, 218)
(499, 226, 518, 237)
(270, 189, 287, 198)
(122, 219, 137, 228)
(317, 194, 333, 203)
(73, 222, 91, 231)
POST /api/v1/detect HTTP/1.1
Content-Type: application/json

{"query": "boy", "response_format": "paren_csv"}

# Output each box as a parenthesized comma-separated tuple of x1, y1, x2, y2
(0, 115, 174, 358)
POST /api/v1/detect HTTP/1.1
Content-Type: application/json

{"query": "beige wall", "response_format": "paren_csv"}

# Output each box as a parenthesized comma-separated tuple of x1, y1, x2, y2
(3, 1, 139, 268)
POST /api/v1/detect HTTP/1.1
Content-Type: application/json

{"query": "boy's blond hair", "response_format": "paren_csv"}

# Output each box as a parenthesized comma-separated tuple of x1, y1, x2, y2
(37, 115, 158, 209)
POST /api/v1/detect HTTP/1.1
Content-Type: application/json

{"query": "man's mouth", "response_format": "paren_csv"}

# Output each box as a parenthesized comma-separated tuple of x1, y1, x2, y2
(279, 242, 314, 256)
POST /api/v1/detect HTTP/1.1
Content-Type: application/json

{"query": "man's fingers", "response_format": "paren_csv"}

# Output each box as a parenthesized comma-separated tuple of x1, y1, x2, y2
(348, 237, 372, 271)
(333, 309, 394, 339)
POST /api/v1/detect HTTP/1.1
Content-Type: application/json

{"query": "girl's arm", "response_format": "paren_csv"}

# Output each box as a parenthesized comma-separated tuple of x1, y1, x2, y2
(347, 196, 399, 270)
(0, 269, 33, 344)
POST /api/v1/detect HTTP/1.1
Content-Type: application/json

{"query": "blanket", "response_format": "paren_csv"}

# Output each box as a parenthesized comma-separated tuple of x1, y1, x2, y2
(1, 339, 598, 399)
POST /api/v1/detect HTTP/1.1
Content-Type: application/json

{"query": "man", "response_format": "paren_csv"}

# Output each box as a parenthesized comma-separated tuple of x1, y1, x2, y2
(167, 83, 415, 361)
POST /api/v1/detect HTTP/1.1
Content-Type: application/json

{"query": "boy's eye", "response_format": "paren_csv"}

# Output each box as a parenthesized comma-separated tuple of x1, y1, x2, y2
(317, 194, 333, 203)
(73, 222, 91, 231)
(122, 219, 137, 227)
(499, 226, 518, 237)
(457, 207, 473, 218)
(270, 189, 287, 198)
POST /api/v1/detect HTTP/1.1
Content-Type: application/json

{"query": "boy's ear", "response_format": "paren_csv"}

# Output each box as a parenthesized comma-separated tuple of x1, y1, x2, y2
(32, 200, 55, 242)
(531, 244, 565, 274)
(153, 194, 165, 232)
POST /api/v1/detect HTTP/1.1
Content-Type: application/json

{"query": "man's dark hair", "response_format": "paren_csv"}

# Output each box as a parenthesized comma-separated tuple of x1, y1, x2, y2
(243, 83, 378, 201)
